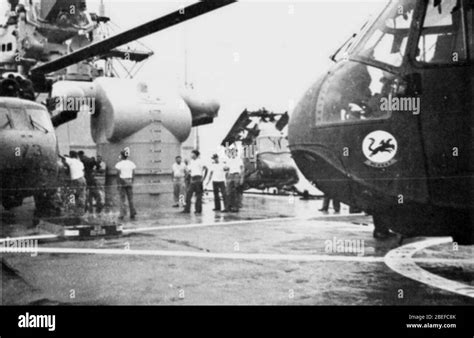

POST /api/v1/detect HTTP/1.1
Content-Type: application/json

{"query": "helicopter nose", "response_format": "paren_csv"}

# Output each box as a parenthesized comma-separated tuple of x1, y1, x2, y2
(288, 75, 325, 150)
(288, 74, 332, 182)
(257, 153, 298, 180)
(288, 73, 352, 199)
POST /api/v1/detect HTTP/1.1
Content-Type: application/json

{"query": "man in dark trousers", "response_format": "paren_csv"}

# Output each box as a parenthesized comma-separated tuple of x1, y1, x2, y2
(115, 150, 137, 220)
(78, 151, 103, 214)
(206, 154, 227, 211)
(225, 147, 244, 212)
(319, 195, 341, 213)
(183, 150, 207, 214)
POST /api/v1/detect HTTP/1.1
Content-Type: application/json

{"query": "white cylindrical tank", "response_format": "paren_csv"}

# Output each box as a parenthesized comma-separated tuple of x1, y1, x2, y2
(91, 77, 192, 144)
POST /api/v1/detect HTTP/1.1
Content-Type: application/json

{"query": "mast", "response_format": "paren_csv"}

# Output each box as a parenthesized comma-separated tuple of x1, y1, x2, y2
(183, 25, 199, 151)
(99, 0, 105, 17)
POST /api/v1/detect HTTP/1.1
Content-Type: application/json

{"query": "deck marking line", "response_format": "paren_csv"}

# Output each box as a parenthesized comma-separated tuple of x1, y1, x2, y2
(384, 237, 474, 298)
(1, 246, 385, 262)
(0, 213, 369, 243)
(121, 214, 368, 234)
(1, 246, 472, 266)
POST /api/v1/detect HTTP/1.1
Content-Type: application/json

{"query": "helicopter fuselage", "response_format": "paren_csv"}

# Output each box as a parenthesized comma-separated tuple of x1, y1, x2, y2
(289, 0, 473, 242)
(244, 150, 299, 191)
(237, 126, 299, 191)
(0, 97, 58, 209)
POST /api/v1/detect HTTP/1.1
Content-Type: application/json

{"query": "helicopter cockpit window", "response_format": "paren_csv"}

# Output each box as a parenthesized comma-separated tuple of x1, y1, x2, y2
(28, 109, 53, 133)
(416, 0, 467, 64)
(9, 107, 33, 131)
(257, 136, 289, 153)
(0, 108, 12, 129)
(314, 62, 405, 125)
(355, 0, 414, 67)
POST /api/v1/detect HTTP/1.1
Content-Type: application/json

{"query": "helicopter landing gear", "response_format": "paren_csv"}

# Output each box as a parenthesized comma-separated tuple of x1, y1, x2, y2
(450, 211, 473, 245)
(372, 207, 473, 245)
(372, 213, 398, 240)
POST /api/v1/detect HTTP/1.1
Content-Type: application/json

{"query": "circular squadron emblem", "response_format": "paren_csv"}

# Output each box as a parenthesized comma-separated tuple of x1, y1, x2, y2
(362, 130, 398, 168)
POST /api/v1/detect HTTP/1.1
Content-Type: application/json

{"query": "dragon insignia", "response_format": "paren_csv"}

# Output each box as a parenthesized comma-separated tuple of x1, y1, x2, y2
(362, 131, 398, 168)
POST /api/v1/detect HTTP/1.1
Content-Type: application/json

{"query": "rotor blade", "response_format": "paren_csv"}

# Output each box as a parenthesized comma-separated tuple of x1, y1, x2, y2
(31, 0, 236, 75)
(99, 48, 154, 62)
(275, 112, 289, 131)
(221, 109, 252, 146)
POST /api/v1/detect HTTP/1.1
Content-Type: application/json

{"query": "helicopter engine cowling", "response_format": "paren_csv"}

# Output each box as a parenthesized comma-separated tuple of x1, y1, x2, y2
(51, 80, 95, 127)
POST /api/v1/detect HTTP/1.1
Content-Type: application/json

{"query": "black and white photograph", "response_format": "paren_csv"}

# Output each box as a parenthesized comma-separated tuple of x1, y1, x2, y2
(0, 0, 472, 335)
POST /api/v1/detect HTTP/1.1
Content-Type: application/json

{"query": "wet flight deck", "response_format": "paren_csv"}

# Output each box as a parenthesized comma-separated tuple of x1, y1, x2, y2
(1, 194, 473, 305)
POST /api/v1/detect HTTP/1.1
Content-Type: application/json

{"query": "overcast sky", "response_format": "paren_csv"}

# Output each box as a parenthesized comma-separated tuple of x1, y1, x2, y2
(85, 1, 389, 156)
(13, 1, 389, 156)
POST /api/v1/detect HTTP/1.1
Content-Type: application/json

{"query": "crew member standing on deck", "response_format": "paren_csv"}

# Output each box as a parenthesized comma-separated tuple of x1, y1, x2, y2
(172, 155, 186, 208)
(319, 195, 340, 214)
(60, 151, 86, 217)
(78, 151, 103, 214)
(183, 158, 191, 209)
(115, 150, 137, 220)
(225, 147, 244, 212)
(183, 150, 207, 214)
(95, 155, 106, 174)
(206, 154, 227, 212)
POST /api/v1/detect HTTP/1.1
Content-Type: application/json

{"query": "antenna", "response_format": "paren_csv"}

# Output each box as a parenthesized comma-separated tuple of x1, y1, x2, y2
(99, 0, 105, 17)
(184, 47, 188, 88)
